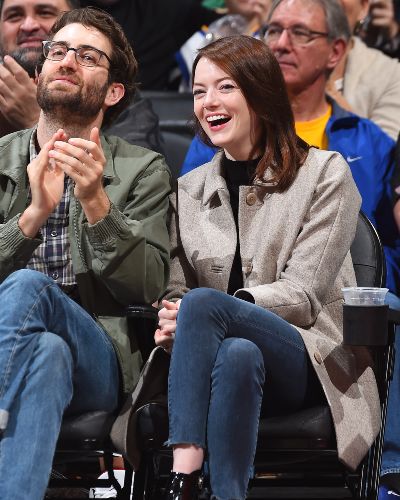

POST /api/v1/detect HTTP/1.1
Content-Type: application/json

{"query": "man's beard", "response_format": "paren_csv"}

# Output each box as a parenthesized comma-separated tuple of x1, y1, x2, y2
(4, 47, 42, 78)
(37, 70, 109, 125)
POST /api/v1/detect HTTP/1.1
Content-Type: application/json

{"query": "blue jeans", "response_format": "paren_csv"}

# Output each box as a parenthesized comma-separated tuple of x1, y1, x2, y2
(167, 288, 323, 500)
(382, 291, 400, 477)
(0, 269, 120, 500)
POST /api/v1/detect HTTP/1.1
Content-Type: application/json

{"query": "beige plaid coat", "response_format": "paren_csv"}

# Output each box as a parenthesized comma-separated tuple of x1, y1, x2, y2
(165, 148, 380, 470)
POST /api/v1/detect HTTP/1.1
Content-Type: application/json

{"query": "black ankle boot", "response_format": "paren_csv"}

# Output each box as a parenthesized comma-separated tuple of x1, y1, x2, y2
(163, 470, 203, 499)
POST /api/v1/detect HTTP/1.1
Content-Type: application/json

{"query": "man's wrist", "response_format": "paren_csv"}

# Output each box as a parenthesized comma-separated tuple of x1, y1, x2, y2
(18, 205, 47, 238)
(80, 191, 111, 225)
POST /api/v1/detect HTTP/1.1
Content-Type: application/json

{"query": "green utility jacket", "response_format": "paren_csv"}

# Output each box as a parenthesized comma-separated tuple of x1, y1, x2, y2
(0, 129, 171, 393)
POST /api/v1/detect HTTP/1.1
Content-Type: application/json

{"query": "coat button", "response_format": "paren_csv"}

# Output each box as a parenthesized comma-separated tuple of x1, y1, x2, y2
(314, 351, 323, 364)
(246, 192, 257, 206)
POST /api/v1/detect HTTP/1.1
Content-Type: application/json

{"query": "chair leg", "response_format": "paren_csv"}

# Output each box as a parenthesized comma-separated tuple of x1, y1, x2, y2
(119, 461, 134, 500)
(132, 455, 147, 500)
(104, 451, 123, 497)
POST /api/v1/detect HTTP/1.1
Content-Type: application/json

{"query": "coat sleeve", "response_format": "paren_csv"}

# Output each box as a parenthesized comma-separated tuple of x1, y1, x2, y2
(80, 155, 172, 306)
(235, 156, 362, 327)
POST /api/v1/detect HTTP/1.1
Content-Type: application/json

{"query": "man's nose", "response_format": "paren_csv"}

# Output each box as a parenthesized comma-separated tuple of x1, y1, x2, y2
(19, 15, 42, 33)
(58, 50, 78, 69)
(267, 28, 292, 51)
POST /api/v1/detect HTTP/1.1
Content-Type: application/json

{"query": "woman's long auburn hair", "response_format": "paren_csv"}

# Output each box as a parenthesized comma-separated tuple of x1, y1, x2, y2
(192, 35, 309, 192)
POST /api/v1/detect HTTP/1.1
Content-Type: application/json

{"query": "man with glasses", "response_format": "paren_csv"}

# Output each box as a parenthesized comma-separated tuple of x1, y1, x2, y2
(0, 0, 164, 154)
(0, 0, 79, 138)
(0, 7, 170, 500)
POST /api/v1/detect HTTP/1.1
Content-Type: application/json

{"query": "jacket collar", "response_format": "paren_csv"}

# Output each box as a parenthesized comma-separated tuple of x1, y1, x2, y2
(201, 151, 278, 206)
(202, 151, 228, 206)
(100, 134, 116, 180)
(326, 96, 360, 133)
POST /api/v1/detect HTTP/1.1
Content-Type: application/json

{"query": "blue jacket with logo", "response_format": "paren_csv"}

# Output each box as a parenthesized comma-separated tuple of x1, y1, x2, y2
(180, 102, 400, 293)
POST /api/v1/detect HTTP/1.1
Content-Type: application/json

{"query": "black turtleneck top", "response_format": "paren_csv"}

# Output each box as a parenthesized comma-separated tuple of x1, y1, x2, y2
(222, 154, 259, 295)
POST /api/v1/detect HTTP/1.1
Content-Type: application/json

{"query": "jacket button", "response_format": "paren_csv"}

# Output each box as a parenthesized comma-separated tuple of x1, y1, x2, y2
(246, 192, 257, 206)
(314, 351, 323, 364)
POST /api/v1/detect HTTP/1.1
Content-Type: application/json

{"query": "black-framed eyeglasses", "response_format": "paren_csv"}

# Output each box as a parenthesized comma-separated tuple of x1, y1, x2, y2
(264, 24, 329, 45)
(42, 40, 112, 68)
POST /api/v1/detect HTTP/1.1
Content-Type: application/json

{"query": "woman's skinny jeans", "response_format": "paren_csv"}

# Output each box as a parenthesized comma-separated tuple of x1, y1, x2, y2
(167, 288, 323, 500)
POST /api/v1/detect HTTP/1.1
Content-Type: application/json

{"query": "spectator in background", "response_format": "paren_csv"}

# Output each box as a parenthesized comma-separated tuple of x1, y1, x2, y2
(326, 0, 400, 140)
(0, 0, 78, 138)
(177, 0, 272, 89)
(79, 0, 223, 90)
(361, 0, 400, 58)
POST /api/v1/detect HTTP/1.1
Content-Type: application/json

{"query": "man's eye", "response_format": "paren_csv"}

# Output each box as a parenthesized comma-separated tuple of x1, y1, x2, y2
(268, 27, 281, 36)
(79, 51, 97, 63)
(3, 12, 23, 22)
(292, 28, 309, 38)
(38, 9, 58, 18)
(50, 48, 66, 57)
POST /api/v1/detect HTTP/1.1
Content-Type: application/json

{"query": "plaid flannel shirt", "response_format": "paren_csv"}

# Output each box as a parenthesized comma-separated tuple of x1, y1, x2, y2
(25, 130, 77, 289)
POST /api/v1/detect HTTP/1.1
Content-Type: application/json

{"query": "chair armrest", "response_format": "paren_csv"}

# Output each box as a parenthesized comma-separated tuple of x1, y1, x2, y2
(343, 304, 389, 346)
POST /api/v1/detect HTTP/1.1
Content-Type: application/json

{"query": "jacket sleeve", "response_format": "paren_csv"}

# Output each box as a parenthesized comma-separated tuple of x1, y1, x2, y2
(0, 216, 42, 282)
(235, 156, 362, 327)
(80, 155, 172, 306)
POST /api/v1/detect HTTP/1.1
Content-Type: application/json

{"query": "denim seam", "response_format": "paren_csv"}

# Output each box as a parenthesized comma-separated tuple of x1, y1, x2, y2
(0, 282, 54, 399)
(229, 318, 306, 354)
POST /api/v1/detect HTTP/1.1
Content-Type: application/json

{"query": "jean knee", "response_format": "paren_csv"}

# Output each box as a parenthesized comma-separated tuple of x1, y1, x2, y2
(35, 332, 73, 382)
(217, 338, 265, 383)
(4, 269, 54, 292)
(181, 288, 225, 310)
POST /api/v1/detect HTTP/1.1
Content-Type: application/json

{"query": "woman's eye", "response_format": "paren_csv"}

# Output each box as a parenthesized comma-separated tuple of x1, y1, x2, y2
(220, 84, 235, 91)
(193, 89, 205, 98)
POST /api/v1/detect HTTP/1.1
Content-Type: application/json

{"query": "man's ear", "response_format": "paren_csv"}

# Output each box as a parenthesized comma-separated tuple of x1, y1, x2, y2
(104, 82, 125, 108)
(327, 38, 347, 71)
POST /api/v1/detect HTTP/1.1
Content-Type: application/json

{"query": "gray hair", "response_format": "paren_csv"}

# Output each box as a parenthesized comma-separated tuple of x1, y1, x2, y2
(268, 0, 351, 41)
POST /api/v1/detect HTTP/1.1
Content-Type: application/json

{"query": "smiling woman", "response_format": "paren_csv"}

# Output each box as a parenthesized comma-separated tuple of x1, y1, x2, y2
(155, 34, 380, 500)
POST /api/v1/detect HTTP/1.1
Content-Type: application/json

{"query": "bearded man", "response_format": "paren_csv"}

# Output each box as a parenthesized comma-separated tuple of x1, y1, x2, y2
(0, 7, 170, 500)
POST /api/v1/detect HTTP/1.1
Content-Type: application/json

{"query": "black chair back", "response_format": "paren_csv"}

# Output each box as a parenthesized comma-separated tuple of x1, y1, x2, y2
(351, 211, 386, 288)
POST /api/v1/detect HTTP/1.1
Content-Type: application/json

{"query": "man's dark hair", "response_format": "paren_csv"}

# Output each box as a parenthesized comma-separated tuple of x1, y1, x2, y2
(47, 7, 137, 127)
